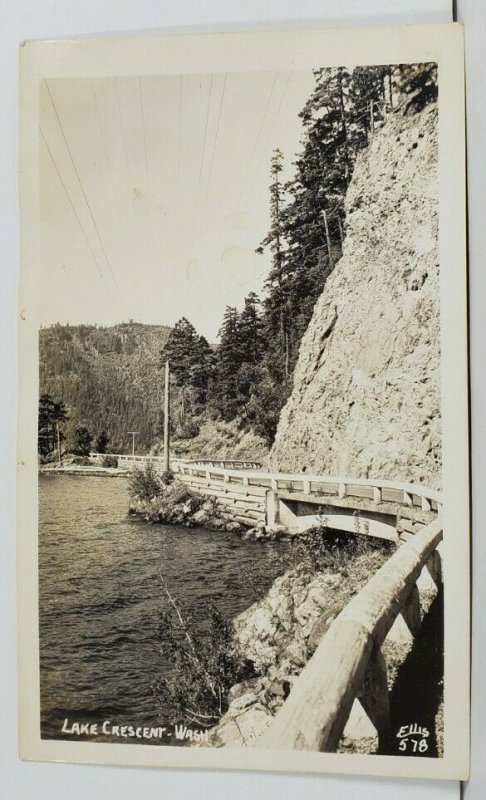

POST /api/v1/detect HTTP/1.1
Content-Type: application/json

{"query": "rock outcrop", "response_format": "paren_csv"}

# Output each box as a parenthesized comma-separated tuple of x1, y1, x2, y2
(202, 541, 388, 748)
(270, 102, 440, 489)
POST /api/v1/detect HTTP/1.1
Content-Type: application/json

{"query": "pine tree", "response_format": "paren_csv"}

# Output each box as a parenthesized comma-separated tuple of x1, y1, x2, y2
(210, 307, 243, 421)
(238, 292, 264, 366)
(95, 429, 110, 454)
(190, 336, 214, 405)
(256, 149, 292, 374)
(73, 426, 93, 456)
(161, 317, 214, 425)
(38, 394, 69, 456)
(162, 317, 200, 386)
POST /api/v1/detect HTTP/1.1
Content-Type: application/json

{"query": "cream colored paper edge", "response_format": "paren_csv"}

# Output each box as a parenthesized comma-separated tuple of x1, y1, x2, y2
(17, 22, 469, 781)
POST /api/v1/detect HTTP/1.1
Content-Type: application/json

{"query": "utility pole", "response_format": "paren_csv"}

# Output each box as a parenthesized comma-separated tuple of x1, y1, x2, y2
(56, 420, 62, 467)
(163, 359, 170, 472)
(127, 431, 139, 456)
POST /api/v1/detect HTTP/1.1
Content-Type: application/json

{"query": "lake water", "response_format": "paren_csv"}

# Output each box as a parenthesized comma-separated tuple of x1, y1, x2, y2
(38, 474, 289, 743)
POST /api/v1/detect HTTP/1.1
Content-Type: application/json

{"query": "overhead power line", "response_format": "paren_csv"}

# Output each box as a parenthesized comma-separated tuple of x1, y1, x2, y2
(44, 79, 123, 303)
(241, 72, 293, 213)
(139, 77, 158, 272)
(235, 72, 278, 213)
(40, 127, 107, 285)
(192, 74, 214, 245)
(203, 72, 228, 213)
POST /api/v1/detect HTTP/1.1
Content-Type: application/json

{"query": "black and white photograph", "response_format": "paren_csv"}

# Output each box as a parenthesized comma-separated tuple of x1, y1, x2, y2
(17, 24, 469, 781)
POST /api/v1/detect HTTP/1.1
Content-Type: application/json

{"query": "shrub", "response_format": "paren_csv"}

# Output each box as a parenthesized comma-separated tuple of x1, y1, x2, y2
(176, 419, 200, 440)
(101, 455, 118, 468)
(128, 461, 162, 502)
(152, 582, 251, 727)
(71, 455, 92, 466)
(289, 519, 392, 577)
(72, 426, 93, 456)
(95, 430, 110, 454)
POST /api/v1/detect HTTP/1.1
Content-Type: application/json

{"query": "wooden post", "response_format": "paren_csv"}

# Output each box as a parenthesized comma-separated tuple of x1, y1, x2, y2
(369, 99, 374, 135)
(386, 584, 421, 645)
(343, 646, 390, 744)
(323, 209, 334, 270)
(163, 359, 170, 472)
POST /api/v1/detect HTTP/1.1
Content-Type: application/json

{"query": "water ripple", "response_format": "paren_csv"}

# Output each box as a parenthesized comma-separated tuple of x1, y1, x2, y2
(39, 474, 288, 741)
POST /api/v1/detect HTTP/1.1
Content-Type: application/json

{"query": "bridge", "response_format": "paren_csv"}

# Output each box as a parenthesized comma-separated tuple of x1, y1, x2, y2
(90, 451, 443, 751)
(90, 452, 441, 544)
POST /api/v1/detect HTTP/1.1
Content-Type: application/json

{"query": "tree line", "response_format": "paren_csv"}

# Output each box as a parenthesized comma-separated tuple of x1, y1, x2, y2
(38, 393, 110, 460)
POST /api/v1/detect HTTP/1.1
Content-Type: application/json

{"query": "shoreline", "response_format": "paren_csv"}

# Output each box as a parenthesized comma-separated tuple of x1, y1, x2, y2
(40, 465, 129, 478)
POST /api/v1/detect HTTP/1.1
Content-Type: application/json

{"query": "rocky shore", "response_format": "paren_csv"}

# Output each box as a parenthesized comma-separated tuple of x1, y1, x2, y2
(201, 543, 389, 748)
(128, 478, 246, 533)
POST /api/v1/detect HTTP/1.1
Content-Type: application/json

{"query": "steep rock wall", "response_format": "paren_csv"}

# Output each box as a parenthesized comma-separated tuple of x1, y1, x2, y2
(270, 103, 440, 488)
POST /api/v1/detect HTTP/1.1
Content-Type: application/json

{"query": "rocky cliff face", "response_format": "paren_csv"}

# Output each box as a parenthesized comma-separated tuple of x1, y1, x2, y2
(270, 102, 440, 489)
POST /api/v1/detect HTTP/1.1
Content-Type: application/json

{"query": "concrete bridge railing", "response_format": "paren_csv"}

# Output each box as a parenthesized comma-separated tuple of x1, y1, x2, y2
(89, 453, 262, 471)
(89, 453, 441, 541)
(259, 516, 443, 752)
(173, 461, 441, 540)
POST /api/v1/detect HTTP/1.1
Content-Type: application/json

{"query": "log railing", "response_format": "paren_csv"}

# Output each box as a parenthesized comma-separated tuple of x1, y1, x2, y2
(258, 517, 443, 752)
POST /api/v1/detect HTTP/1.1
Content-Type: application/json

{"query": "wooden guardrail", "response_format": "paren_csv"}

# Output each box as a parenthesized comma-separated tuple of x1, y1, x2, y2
(258, 517, 443, 752)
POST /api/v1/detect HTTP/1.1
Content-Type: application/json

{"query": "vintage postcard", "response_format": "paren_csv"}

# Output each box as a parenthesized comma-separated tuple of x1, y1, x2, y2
(18, 23, 469, 780)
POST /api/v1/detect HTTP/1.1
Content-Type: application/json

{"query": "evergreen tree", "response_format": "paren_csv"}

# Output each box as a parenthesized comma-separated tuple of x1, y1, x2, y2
(210, 307, 243, 421)
(189, 335, 215, 405)
(238, 292, 264, 366)
(73, 426, 93, 456)
(161, 317, 214, 425)
(256, 149, 291, 374)
(396, 63, 438, 113)
(38, 394, 69, 456)
(162, 317, 200, 386)
(95, 429, 110, 454)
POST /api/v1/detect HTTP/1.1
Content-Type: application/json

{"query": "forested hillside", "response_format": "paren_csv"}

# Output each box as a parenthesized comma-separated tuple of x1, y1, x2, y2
(39, 322, 170, 453)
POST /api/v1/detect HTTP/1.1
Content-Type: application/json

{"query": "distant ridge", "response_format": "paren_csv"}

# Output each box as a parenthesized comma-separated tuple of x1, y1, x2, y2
(39, 321, 171, 453)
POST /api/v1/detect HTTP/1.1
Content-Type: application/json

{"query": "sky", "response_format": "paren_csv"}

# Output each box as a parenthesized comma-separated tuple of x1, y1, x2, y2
(39, 70, 316, 340)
